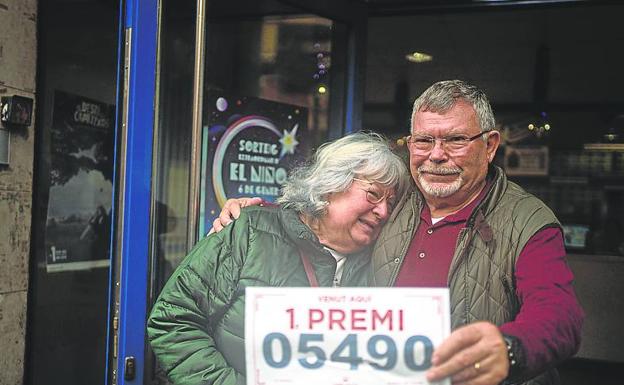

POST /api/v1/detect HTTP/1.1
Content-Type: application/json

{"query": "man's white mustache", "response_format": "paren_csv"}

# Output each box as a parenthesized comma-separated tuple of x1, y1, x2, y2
(418, 166, 462, 175)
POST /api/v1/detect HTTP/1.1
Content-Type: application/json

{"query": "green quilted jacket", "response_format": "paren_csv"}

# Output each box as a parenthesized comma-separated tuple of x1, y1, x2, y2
(147, 206, 371, 385)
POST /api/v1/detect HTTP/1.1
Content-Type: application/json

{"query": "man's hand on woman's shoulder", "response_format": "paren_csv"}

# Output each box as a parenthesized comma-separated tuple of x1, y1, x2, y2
(209, 197, 264, 234)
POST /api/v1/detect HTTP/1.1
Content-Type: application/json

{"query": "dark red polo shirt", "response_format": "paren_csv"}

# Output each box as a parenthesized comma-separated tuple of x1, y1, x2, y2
(394, 184, 583, 376)
(394, 184, 487, 287)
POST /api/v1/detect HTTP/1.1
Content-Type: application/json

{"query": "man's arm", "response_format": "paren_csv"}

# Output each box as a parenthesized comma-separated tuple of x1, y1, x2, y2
(208, 197, 264, 233)
(426, 321, 510, 385)
(426, 227, 584, 385)
(499, 227, 584, 379)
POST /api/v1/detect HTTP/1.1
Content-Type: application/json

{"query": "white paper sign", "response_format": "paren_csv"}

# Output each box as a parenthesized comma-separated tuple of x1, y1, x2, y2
(245, 287, 450, 385)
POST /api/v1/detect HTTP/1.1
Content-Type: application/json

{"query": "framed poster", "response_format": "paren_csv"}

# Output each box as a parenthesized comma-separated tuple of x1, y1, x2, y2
(504, 145, 549, 176)
(199, 93, 308, 235)
(44, 91, 114, 272)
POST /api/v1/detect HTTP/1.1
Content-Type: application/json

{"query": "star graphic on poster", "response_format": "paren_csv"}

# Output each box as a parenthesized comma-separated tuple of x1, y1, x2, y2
(279, 124, 299, 158)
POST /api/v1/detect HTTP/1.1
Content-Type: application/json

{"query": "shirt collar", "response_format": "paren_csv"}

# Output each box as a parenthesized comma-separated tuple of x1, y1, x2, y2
(420, 177, 494, 226)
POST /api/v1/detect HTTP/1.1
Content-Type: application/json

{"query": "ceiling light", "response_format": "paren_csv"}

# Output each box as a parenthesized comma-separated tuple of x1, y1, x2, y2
(405, 52, 433, 63)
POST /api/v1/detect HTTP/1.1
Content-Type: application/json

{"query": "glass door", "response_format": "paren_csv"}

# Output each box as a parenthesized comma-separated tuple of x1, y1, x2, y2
(110, 0, 366, 384)
(26, 1, 120, 385)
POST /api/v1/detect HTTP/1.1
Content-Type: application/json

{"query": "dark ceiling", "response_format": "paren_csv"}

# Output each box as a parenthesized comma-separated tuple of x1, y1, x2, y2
(358, 0, 602, 15)
(198, 0, 603, 23)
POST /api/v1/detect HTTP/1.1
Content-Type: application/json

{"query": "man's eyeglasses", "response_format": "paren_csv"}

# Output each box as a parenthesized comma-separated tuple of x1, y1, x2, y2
(352, 178, 396, 208)
(402, 132, 486, 153)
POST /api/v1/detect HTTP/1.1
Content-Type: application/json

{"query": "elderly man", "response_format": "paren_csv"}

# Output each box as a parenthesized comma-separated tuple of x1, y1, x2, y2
(213, 80, 584, 385)
(372, 80, 583, 385)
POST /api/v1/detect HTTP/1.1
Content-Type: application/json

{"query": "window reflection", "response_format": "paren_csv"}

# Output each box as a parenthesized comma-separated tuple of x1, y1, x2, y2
(365, 4, 624, 257)
(198, 15, 334, 234)
(148, 2, 338, 384)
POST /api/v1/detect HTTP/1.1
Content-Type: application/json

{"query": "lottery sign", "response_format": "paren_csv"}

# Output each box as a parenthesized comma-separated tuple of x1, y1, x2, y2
(245, 287, 450, 385)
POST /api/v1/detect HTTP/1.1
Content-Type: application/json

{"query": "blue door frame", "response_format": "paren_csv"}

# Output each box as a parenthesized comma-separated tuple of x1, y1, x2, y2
(108, 1, 366, 384)
(107, 0, 158, 384)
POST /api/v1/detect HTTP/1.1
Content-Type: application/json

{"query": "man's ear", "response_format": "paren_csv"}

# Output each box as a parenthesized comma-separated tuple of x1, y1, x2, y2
(485, 130, 501, 163)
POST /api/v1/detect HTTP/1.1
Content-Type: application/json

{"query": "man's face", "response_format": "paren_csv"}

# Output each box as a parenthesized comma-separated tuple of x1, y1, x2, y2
(409, 100, 500, 207)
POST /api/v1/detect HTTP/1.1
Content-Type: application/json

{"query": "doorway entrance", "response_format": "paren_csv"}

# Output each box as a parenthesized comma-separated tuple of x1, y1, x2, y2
(110, 1, 366, 384)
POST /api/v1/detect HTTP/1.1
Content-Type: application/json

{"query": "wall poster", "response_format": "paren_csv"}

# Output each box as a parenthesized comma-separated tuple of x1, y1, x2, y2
(200, 93, 308, 236)
(45, 91, 114, 272)
(504, 145, 549, 176)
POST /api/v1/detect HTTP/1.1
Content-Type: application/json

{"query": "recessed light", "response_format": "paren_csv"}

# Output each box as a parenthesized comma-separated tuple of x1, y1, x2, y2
(405, 52, 433, 63)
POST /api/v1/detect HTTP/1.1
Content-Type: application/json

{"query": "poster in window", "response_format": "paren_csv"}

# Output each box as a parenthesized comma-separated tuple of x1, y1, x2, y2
(504, 145, 549, 176)
(45, 91, 114, 272)
(200, 93, 308, 236)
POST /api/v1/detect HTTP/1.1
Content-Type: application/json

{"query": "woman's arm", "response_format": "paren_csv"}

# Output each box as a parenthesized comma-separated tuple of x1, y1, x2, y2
(147, 218, 249, 385)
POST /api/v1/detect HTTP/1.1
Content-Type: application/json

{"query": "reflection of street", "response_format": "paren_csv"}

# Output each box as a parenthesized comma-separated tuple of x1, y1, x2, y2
(46, 205, 111, 265)
(154, 200, 184, 286)
(80, 205, 109, 240)
(586, 217, 624, 256)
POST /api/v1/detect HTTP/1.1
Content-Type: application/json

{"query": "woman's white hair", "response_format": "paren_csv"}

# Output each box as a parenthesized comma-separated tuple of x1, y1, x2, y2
(278, 131, 409, 218)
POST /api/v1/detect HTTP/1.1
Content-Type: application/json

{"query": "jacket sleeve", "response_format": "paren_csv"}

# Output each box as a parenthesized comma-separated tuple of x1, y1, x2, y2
(147, 215, 250, 385)
(500, 227, 584, 380)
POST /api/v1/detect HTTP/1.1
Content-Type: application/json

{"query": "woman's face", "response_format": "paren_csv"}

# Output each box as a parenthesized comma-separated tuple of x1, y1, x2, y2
(316, 179, 396, 254)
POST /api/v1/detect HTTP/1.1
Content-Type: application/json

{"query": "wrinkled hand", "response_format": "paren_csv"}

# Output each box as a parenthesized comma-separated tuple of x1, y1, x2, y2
(426, 322, 509, 385)
(208, 197, 264, 234)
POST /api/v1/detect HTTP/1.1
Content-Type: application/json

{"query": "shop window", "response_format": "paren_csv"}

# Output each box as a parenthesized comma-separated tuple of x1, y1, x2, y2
(364, 4, 624, 257)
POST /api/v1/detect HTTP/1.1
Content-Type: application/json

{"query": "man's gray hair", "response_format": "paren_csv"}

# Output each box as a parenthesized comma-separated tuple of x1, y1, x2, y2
(279, 132, 409, 218)
(411, 80, 496, 133)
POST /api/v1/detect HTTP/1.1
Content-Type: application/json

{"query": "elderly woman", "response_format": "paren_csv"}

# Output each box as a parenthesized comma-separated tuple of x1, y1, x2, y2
(147, 132, 409, 385)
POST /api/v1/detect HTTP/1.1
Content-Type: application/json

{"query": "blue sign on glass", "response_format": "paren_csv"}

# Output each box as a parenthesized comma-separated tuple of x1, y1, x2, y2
(200, 93, 308, 236)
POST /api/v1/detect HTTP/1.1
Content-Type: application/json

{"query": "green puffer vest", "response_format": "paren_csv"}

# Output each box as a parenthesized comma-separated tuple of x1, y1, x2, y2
(147, 206, 371, 385)
(371, 166, 562, 385)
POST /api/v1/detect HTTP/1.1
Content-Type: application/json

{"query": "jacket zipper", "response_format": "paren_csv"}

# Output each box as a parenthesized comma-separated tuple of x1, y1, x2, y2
(447, 227, 475, 325)
(501, 275, 519, 319)
(389, 192, 421, 285)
